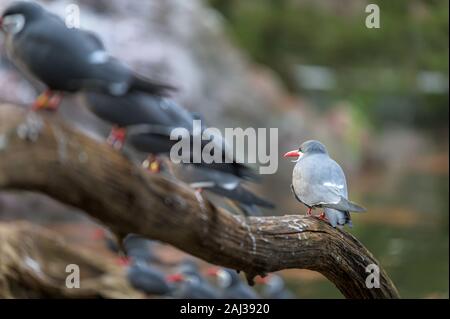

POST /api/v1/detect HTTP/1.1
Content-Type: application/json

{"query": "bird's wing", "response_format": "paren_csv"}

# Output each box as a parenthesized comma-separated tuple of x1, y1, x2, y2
(13, 17, 132, 92)
(294, 155, 348, 207)
(79, 29, 106, 50)
(291, 183, 307, 205)
(127, 266, 171, 295)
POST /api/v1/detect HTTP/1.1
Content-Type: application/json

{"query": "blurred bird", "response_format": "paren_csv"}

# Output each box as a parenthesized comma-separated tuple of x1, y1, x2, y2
(82, 92, 256, 177)
(102, 232, 172, 297)
(126, 258, 173, 297)
(160, 157, 275, 215)
(0, 1, 174, 111)
(0, 1, 273, 215)
(123, 234, 162, 265)
(284, 140, 366, 228)
(207, 267, 260, 299)
(82, 92, 274, 215)
(92, 229, 162, 265)
(256, 274, 296, 299)
(167, 260, 221, 299)
(92, 228, 120, 254)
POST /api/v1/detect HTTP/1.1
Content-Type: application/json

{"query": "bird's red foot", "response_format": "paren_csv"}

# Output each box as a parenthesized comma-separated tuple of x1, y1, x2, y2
(142, 155, 161, 173)
(46, 93, 63, 110)
(318, 212, 328, 221)
(307, 208, 313, 216)
(116, 256, 131, 267)
(107, 127, 127, 150)
(32, 90, 61, 111)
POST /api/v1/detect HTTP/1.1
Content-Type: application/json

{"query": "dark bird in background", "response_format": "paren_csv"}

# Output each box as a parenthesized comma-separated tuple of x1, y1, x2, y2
(92, 229, 163, 265)
(82, 92, 275, 215)
(207, 267, 260, 299)
(256, 274, 296, 299)
(167, 260, 221, 299)
(82, 92, 256, 178)
(92, 228, 172, 296)
(122, 234, 162, 265)
(0, 2, 273, 216)
(0, 1, 175, 111)
(122, 244, 173, 297)
(126, 258, 173, 297)
(160, 156, 274, 215)
(284, 140, 366, 228)
(92, 228, 120, 254)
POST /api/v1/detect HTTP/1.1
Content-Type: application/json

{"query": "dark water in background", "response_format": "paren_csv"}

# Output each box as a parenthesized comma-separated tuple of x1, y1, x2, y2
(287, 160, 449, 299)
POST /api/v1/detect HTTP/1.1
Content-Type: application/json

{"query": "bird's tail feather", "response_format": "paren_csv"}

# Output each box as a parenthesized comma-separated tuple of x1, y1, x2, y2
(131, 75, 177, 97)
(324, 197, 366, 213)
(324, 208, 353, 228)
(211, 185, 275, 209)
(234, 163, 261, 182)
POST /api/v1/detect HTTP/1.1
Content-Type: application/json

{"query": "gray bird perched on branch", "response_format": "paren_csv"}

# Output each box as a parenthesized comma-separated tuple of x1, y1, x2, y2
(0, 1, 175, 110)
(284, 140, 366, 228)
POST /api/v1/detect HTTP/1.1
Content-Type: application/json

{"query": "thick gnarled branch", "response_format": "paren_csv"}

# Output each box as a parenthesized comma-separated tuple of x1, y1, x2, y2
(0, 104, 399, 299)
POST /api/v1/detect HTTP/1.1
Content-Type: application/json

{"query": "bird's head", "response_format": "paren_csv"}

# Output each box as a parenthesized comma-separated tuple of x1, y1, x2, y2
(255, 274, 284, 289)
(284, 140, 328, 160)
(1, 1, 44, 34)
(206, 267, 239, 288)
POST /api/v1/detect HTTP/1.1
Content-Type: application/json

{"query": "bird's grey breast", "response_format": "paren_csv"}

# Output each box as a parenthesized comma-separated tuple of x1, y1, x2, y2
(292, 154, 347, 206)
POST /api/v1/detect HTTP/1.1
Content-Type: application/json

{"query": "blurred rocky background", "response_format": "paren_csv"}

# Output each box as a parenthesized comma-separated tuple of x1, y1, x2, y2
(0, 0, 448, 298)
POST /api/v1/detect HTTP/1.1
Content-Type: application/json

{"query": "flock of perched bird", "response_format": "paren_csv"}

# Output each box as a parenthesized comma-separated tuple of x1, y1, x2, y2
(93, 230, 295, 298)
(0, 1, 367, 298)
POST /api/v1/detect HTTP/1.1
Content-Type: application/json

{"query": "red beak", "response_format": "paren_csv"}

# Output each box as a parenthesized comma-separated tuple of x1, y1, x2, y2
(284, 150, 302, 158)
(166, 273, 185, 283)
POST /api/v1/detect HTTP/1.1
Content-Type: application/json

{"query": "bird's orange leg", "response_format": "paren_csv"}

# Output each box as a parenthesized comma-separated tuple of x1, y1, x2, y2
(116, 256, 131, 267)
(142, 154, 161, 173)
(32, 90, 52, 111)
(107, 126, 127, 150)
(46, 92, 63, 111)
(32, 90, 63, 112)
(318, 212, 328, 221)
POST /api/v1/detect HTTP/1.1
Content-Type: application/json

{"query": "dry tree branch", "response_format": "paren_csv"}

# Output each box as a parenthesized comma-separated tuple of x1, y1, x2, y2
(0, 222, 143, 299)
(0, 104, 399, 299)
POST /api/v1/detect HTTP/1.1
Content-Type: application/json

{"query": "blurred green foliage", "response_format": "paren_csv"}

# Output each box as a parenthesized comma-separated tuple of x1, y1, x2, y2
(208, 0, 449, 131)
